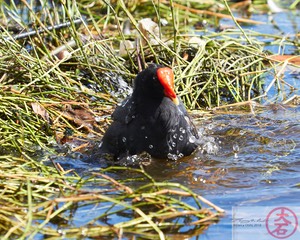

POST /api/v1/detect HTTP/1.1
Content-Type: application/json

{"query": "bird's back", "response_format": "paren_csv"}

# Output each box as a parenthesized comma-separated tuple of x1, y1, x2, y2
(100, 96, 198, 160)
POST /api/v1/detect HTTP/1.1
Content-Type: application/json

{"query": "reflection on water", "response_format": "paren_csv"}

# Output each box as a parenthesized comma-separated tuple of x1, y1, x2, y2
(186, 106, 300, 239)
(220, 11, 300, 55)
(53, 106, 300, 239)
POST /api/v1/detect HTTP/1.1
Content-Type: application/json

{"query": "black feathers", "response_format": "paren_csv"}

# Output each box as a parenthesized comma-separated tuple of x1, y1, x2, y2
(99, 64, 199, 160)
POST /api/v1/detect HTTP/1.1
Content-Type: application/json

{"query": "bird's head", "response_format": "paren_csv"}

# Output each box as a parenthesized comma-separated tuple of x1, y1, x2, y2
(134, 64, 179, 105)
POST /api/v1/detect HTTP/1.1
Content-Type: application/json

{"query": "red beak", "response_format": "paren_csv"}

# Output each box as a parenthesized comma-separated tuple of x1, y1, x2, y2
(157, 67, 179, 105)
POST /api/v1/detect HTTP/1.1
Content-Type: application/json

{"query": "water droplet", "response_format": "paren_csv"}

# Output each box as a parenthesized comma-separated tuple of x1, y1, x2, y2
(129, 155, 138, 162)
(179, 127, 186, 134)
(198, 128, 205, 136)
(81, 228, 87, 236)
(121, 98, 130, 107)
(57, 229, 66, 236)
(179, 135, 184, 141)
(233, 143, 239, 158)
(145, 136, 148, 139)
(189, 136, 196, 143)
(94, 116, 101, 122)
(86, 133, 95, 140)
(70, 152, 83, 159)
(203, 141, 219, 155)
(239, 130, 246, 135)
(172, 142, 176, 147)
(233, 143, 239, 152)
(132, 115, 135, 119)
(173, 133, 177, 139)
(167, 153, 178, 161)
(122, 137, 127, 142)
(149, 145, 153, 149)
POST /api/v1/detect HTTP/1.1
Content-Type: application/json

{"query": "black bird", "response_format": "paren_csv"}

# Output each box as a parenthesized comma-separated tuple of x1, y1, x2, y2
(99, 64, 199, 160)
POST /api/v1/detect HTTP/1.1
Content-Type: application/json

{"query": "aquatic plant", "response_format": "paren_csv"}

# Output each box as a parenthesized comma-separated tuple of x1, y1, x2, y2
(0, 0, 298, 238)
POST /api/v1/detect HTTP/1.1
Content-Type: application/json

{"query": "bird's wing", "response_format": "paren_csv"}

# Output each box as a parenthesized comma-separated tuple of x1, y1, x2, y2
(177, 100, 199, 139)
(156, 99, 198, 156)
(156, 98, 197, 137)
(112, 97, 136, 124)
(183, 113, 199, 139)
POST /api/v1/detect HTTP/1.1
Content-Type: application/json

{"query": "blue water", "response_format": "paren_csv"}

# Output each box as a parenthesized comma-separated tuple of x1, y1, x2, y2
(220, 11, 300, 55)
(52, 106, 300, 239)
(189, 107, 300, 239)
(181, 10, 300, 238)
(196, 10, 300, 105)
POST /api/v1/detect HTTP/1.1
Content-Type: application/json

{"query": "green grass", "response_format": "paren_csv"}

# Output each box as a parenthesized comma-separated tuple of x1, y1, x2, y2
(0, 0, 298, 238)
(0, 0, 278, 151)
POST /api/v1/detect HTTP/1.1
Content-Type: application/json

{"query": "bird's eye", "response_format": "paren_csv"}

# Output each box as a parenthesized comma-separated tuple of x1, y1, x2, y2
(153, 75, 162, 86)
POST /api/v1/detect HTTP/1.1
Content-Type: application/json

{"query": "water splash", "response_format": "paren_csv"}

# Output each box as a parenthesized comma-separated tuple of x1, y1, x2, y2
(189, 136, 196, 143)
(233, 143, 240, 159)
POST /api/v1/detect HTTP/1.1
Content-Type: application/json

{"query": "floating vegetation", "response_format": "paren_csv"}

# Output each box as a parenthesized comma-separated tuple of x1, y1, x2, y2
(0, 158, 224, 239)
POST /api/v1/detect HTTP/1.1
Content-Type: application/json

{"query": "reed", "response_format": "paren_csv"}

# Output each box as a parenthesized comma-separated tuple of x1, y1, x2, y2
(0, 0, 297, 238)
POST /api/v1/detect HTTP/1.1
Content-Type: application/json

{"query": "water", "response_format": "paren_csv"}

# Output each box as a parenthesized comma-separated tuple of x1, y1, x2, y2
(177, 107, 300, 239)
(39, 8, 300, 240)
(220, 11, 300, 55)
(54, 105, 300, 239)
(118, 10, 300, 239)
(198, 10, 300, 106)
(184, 10, 300, 239)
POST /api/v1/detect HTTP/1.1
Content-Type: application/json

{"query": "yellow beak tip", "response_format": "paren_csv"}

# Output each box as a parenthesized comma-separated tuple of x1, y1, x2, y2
(172, 97, 179, 106)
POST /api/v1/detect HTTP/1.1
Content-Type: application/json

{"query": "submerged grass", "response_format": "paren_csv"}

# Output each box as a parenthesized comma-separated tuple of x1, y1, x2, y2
(0, 0, 298, 238)
(0, 157, 223, 239)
